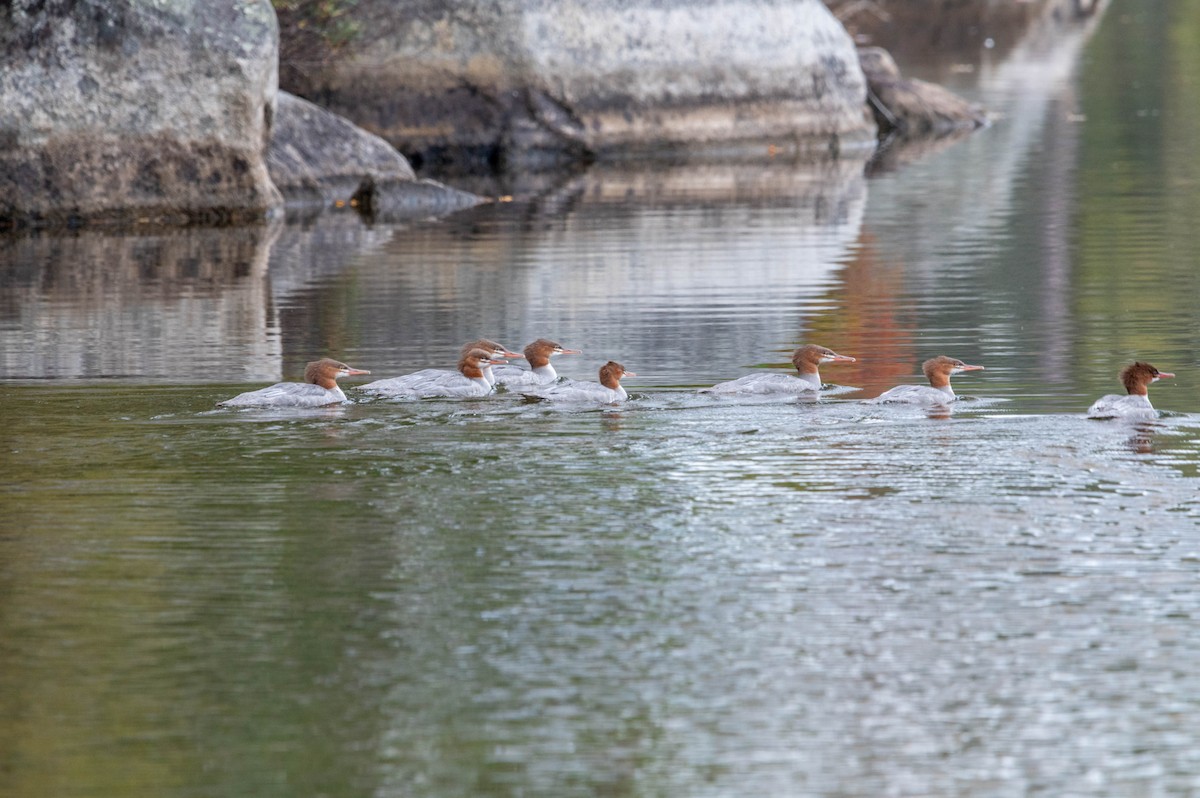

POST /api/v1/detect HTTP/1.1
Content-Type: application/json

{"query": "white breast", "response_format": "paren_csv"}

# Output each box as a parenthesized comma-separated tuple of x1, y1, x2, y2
(869, 384, 956, 406)
(494, 363, 558, 387)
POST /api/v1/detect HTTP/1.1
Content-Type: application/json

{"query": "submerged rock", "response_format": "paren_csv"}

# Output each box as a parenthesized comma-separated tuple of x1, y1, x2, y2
(350, 177, 483, 222)
(280, 0, 877, 171)
(0, 0, 282, 230)
(268, 92, 483, 217)
(858, 47, 988, 138)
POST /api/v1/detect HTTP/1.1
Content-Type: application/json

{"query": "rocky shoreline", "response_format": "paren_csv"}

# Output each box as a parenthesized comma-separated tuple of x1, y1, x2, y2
(0, 0, 1023, 231)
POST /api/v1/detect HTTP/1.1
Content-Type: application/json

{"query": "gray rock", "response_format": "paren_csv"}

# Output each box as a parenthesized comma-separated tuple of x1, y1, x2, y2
(268, 91, 483, 217)
(268, 91, 414, 204)
(282, 0, 876, 170)
(0, 0, 281, 229)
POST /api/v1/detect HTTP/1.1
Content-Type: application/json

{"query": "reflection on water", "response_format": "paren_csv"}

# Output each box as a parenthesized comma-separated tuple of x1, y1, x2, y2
(3, 389, 1200, 798)
(5, 1, 1200, 796)
(0, 216, 401, 383)
(0, 226, 280, 381)
(336, 159, 867, 383)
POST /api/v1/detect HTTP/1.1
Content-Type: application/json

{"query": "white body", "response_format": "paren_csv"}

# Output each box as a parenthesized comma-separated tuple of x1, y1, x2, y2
(704, 372, 821, 395)
(870, 384, 957, 406)
(360, 369, 493, 399)
(219, 382, 348, 408)
(492, 363, 559, 388)
(530, 380, 628, 404)
(1087, 393, 1155, 419)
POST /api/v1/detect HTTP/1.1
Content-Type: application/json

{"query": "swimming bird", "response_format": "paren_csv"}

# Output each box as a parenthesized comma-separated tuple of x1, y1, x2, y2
(217, 358, 370, 408)
(459, 339, 524, 386)
(358, 349, 507, 399)
(1087, 361, 1174, 419)
(702, 344, 855, 395)
(525, 360, 635, 404)
(869, 355, 984, 405)
(492, 338, 583, 388)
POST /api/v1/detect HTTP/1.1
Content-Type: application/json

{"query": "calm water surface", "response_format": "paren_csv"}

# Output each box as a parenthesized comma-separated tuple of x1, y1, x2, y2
(5, 3, 1200, 796)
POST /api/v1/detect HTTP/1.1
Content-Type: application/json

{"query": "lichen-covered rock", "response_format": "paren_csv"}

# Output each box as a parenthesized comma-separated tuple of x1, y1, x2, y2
(0, 0, 281, 229)
(268, 91, 482, 216)
(282, 0, 876, 170)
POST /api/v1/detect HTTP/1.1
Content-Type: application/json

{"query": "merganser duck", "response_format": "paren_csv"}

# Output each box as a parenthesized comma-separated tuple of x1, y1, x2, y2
(526, 361, 635, 404)
(702, 344, 855, 395)
(358, 349, 507, 399)
(869, 355, 984, 405)
(217, 358, 370, 408)
(493, 338, 583, 388)
(459, 339, 524, 386)
(1087, 361, 1174, 419)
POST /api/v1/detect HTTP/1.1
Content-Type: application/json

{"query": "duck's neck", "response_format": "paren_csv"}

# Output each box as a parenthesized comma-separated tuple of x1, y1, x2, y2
(531, 363, 557, 381)
(460, 365, 487, 383)
(482, 365, 497, 386)
(793, 370, 821, 390)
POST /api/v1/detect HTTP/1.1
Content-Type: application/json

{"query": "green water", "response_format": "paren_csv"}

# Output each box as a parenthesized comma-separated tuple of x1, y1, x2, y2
(4, 385, 1200, 796)
(5, 2, 1200, 796)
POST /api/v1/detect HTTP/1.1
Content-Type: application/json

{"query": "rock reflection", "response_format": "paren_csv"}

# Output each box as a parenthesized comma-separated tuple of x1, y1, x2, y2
(267, 213, 396, 305)
(345, 159, 869, 383)
(0, 214, 407, 383)
(536, 157, 867, 220)
(0, 225, 280, 381)
(265, 215, 399, 373)
(848, 2, 1109, 409)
